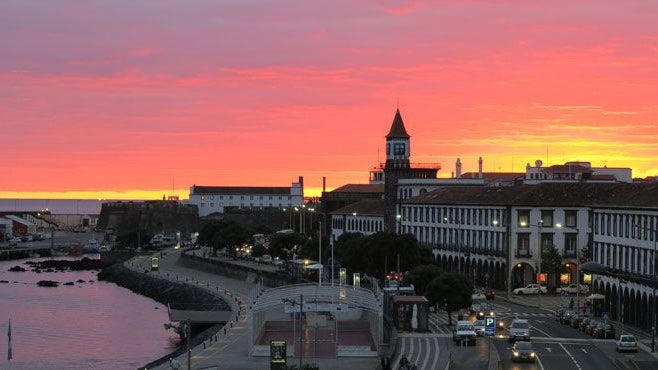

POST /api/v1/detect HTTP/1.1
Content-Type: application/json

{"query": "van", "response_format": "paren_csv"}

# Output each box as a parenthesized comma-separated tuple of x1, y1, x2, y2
(509, 319, 530, 342)
(452, 320, 477, 346)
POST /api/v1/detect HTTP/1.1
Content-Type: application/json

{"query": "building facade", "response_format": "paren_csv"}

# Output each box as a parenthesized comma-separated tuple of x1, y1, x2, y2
(330, 199, 385, 244)
(188, 177, 303, 217)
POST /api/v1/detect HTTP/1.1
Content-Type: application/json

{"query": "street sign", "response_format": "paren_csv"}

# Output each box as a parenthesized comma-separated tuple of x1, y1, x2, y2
(485, 316, 496, 337)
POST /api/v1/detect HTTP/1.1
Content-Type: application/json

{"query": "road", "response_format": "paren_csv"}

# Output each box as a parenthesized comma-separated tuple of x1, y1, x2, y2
(491, 298, 657, 370)
(394, 297, 658, 370)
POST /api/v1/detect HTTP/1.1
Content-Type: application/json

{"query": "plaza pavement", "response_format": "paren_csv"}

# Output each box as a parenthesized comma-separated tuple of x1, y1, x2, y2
(126, 249, 379, 370)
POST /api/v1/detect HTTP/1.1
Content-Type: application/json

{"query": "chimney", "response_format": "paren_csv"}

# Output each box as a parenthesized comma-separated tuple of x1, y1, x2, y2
(456, 158, 462, 178)
(478, 156, 483, 178)
(298, 176, 304, 198)
(322, 177, 326, 193)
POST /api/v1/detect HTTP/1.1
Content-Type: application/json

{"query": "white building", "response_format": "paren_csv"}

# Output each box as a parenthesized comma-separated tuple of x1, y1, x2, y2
(330, 199, 385, 244)
(524, 160, 631, 184)
(189, 177, 304, 217)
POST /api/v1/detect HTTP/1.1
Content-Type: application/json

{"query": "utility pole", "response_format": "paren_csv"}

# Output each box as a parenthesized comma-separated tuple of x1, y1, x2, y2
(186, 320, 191, 370)
(299, 294, 304, 369)
(318, 222, 322, 285)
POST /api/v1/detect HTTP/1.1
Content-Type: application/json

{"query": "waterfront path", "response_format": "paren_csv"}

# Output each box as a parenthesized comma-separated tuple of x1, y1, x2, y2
(127, 249, 379, 370)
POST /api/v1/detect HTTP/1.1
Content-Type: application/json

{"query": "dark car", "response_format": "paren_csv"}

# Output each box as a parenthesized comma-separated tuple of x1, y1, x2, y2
(578, 317, 592, 331)
(484, 288, 496, 300)
(555, 307, 567, 321)
(570, 314, 587, 329)
(511, 341, 536, 363)
(585, 320, 601, 335)
(594, 323, 615, 339)
(560, 310, 576, 325)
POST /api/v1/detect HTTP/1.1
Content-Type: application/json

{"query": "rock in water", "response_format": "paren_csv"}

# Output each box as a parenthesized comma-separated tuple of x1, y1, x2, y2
(9, 266, 26, 272)
(37, 280, 59, 287)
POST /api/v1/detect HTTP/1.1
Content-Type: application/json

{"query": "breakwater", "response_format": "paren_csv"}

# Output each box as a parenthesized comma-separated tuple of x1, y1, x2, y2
(98, 263, 231, 369)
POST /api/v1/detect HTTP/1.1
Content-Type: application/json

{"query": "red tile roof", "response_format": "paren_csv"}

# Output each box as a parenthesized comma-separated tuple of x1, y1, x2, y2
(329, 184, 384, 193)
(404, 183, 658, 208)
(330, 199, 386, 216)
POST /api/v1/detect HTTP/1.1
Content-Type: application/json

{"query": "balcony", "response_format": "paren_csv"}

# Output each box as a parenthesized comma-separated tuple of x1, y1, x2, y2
(563, 250, 577, 258)
(515, 250, 532, 258)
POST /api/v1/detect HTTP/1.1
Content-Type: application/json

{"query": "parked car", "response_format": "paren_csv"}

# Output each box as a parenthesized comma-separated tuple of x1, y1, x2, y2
(616, 335, 638, 353)
(8, 237, 21, 246)
(473, 320, 486, 336)
(593, 323, 615, 339)
(483, 288, 496, 300)
(508, 319, 531, 342)
(511, 341, 536, 363)
(585, 320, 601, 335)
(555, 307, 567, 321)
(569, 314, 587, 329)
(556, 284, 590, 295)
(560, 310, 577, 325)
(513, 284, 547, 295)
(577, 317, 592, 331)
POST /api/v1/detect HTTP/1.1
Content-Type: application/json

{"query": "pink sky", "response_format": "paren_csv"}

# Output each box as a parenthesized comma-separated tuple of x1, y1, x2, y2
(2, 0, 658, 199)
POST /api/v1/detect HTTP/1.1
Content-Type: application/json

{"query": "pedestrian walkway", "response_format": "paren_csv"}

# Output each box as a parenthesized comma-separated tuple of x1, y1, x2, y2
(393, 334, 447, 370)
(127, 249, 378, 370)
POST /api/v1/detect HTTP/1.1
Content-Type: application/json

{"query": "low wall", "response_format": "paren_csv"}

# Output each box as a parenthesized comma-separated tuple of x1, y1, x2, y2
(180, 252, 302, 287)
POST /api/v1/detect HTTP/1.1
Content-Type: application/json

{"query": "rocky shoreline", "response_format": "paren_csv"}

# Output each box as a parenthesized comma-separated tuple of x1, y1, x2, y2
(98, 263, 231, 370)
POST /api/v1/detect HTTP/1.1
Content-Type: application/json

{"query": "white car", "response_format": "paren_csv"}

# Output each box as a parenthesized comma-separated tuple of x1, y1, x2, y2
(616, 335, 638, 353)
(513, 284, 547, 295)
(556, 284, 590, 295)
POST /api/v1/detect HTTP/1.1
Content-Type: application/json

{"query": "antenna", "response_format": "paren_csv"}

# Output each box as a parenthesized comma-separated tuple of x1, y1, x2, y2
(397, 97, 399, 110)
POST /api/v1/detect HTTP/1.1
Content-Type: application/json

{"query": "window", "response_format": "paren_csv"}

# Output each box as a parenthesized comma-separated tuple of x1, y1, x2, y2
(386, 143, 390, 155)
(200, 203, 205, 207)
(565, 210, 577, 228)
(210, 203, 214, 207)
(394, 143, 406, 155)
(517, 233, 530, 256)
(540, 233, 553, 254)
(518, 210, 530, 227)
(565, 234, 577, 257)
(541, 210, 553, 227)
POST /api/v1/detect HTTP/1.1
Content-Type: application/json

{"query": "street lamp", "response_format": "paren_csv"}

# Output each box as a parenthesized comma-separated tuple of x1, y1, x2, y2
(633, 223, 657, 353)
(396, 214, 402, 234)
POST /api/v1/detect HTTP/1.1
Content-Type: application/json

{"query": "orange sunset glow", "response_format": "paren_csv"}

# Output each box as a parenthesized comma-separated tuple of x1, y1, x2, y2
(2, 1, 658, 200)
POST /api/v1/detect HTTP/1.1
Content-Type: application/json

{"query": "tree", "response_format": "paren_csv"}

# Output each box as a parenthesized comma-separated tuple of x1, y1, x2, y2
(197, 220, 252, 254)
(541, 245, 568, 290)
(403, 264, 442, 296)
(268, 232, 307, 259)
(337, 232, 433, 280)
(251, 244, 267, 257)
(425, 272, 473, 325)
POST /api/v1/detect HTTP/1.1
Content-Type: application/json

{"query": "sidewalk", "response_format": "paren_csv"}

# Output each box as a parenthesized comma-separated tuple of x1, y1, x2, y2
(128, 249, 379, 370)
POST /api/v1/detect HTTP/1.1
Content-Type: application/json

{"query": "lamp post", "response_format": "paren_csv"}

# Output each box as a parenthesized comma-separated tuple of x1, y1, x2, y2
(633, 223, 657, 353)
(493, 219, 514, 300)
(396, 214, 402, 234)
(282, 295, 304, 367)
